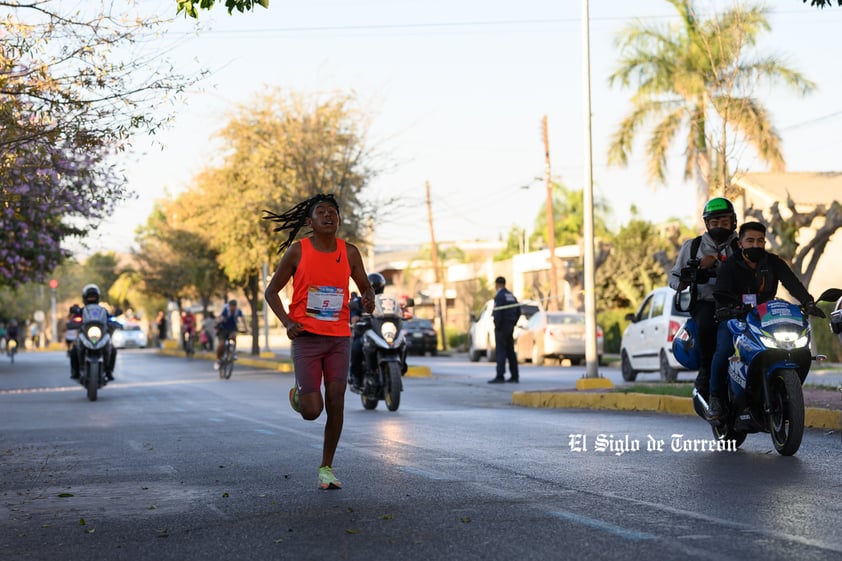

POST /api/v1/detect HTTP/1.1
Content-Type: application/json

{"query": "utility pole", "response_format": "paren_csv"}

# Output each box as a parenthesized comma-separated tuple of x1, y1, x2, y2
(425, 181, 447, 350)
(578, 0, 610, 387)
(542, 116, 559, 311)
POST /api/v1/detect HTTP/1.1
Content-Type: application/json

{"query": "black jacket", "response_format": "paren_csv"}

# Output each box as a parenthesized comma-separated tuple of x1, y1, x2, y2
(713, 250, 812, 311)
(493, 288, 520, 326)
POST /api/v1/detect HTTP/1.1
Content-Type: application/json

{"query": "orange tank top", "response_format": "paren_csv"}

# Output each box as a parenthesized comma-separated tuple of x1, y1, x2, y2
(289, 237, 351, 337)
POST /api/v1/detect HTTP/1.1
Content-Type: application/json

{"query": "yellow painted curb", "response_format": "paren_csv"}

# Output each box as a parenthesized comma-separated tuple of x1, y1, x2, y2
(405, 366, 432, 378)
(575, 377, 614, 390)
(512, 391, 841, 431)
(805, 407, 841, 430)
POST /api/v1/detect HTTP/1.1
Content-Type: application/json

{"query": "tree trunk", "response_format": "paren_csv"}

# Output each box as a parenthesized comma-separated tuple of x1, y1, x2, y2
(243, 272, 261, 356)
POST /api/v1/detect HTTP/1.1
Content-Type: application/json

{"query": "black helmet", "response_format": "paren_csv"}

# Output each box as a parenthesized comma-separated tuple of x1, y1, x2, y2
(368, 272, 386, 295)
(82, 283, 101, 304)
(702, 197, 736, 222)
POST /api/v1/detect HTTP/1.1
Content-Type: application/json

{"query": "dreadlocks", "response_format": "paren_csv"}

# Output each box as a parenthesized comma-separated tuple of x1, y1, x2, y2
(263, 193, 340, 254)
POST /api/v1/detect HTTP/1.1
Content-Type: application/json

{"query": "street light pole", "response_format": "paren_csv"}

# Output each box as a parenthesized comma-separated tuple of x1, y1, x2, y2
(578, 0, 610, 387)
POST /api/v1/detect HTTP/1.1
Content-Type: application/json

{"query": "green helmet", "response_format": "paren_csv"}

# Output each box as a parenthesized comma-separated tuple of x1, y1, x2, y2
(702, 197, 736, 221)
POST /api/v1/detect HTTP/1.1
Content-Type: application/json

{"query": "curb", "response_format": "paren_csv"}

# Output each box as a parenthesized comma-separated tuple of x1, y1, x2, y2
(511, 391, 841, 431)
(155, 349, 432, 378)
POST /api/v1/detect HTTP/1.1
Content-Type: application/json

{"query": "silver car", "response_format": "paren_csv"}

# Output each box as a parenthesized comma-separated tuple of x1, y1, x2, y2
(620, 287, 693, 382)
(468, 299, 542, 362)
(514, 311, 604, 366)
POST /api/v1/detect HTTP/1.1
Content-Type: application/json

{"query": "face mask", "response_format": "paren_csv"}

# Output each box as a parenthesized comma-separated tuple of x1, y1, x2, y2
(708, 227, 732, 244)
(743, 247, 766, 263)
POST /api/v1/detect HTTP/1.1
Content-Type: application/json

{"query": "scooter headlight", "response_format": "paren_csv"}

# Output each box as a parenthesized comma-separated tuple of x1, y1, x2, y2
(380, 321, 397, 344)
(760, 330, 808, 350)
(87, 325, 103, 344)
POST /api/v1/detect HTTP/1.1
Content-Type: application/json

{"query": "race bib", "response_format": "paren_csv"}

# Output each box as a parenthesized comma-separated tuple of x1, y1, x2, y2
(305, 286, 345, 321)
(741, 294, 757, 307)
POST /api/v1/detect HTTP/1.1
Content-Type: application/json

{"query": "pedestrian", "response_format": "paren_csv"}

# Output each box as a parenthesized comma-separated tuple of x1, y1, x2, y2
(263, 193, 375, 490)
(30, 322, 39, 349)
(488, 276, 520, 383)
(156, 310, 167, 348)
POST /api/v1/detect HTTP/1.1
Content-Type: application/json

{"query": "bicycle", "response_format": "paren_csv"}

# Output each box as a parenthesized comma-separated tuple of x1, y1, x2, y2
(182, 329, 196, 357)
(218, 334, 237, 379)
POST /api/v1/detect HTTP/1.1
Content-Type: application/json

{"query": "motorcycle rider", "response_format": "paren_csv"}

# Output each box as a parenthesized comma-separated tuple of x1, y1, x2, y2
(708, 221, 824, 420)
(65, 304, 83, 352)
(70, 284, 117, 381)
(348, 272, 386, 392)
(669, 197, 740, 400)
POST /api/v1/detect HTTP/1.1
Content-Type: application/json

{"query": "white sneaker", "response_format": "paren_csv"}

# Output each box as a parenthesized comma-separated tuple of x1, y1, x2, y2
(213, 361, 220, 371)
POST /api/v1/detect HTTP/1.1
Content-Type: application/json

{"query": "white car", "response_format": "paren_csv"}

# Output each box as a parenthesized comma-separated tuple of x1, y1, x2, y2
(468, 299, 542, 362)
(620, 286, 694, 382)
(112, 323, 148, 349)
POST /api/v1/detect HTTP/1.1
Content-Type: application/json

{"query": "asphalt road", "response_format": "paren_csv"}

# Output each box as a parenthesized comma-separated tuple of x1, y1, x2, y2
(3, 349, 842, 561)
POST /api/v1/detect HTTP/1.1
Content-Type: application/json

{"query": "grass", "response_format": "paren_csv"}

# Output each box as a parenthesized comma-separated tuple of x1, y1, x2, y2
(615, 383, 694, 397)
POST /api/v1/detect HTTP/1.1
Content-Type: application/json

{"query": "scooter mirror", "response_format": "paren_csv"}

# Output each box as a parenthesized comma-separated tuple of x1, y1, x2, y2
(817, 288, 842, 303)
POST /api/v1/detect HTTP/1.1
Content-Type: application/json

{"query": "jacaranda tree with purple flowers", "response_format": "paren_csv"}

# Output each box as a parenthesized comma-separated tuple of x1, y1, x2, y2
(0, 2, 200, 288)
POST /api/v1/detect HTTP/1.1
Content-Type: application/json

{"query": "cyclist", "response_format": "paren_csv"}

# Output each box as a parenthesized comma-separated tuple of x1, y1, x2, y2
(215, 300, 245, 370)
(181, 310, 197, 353)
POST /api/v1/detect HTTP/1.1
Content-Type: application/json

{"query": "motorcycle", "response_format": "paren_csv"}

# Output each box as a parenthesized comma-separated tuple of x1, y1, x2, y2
(680, 288, 842, 456)
(75, 304, 118, 402)
(354, 294, 413, 411)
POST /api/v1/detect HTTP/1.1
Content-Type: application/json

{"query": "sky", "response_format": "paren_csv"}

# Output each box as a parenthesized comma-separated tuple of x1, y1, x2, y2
(81, 0, 842, 254)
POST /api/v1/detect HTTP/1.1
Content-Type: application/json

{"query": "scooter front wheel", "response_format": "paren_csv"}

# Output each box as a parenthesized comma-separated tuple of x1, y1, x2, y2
(86, 362, 100, 402)
(383, 362, 402, 411)
(768, 368, 805, 456)
(361, 393, 378, 410)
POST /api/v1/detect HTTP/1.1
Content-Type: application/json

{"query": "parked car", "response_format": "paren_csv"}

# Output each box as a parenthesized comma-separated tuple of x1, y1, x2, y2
(404, 318, 438, 356)
(468, 299, 542, 362)
(620, 286, 693, 383)
(111, 323, 148, 349)
(514, 311, 603, 366)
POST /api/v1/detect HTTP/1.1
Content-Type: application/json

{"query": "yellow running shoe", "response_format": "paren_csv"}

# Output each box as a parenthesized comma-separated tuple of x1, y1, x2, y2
(289, 386, 301, 413)
(318, 466, 342, 490)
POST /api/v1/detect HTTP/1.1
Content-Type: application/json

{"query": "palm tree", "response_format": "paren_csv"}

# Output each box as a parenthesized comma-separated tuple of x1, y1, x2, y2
(607, 0, 815, 224)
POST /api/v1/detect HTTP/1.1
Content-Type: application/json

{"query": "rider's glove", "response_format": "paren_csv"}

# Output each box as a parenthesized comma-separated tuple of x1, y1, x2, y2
(804, 301, 826, 318)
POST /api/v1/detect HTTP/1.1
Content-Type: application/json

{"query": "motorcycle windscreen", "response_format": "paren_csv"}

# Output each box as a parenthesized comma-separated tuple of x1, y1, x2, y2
(82, 305, 109, 324)
(373, 295, 401, 318)
(753, 300, 804, 329)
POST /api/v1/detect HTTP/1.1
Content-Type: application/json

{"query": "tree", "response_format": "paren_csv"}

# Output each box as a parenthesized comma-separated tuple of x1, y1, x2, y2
(530, 181, 611, 251)
(805, 0, 842, 7)
(176, 0, 269, 18)
(608, 0, 814, 226)
(0, 2, 201, 287)
(181, 89, 377, 354)
(744, 198, 842, 289)
(133, 201, 229, 311)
